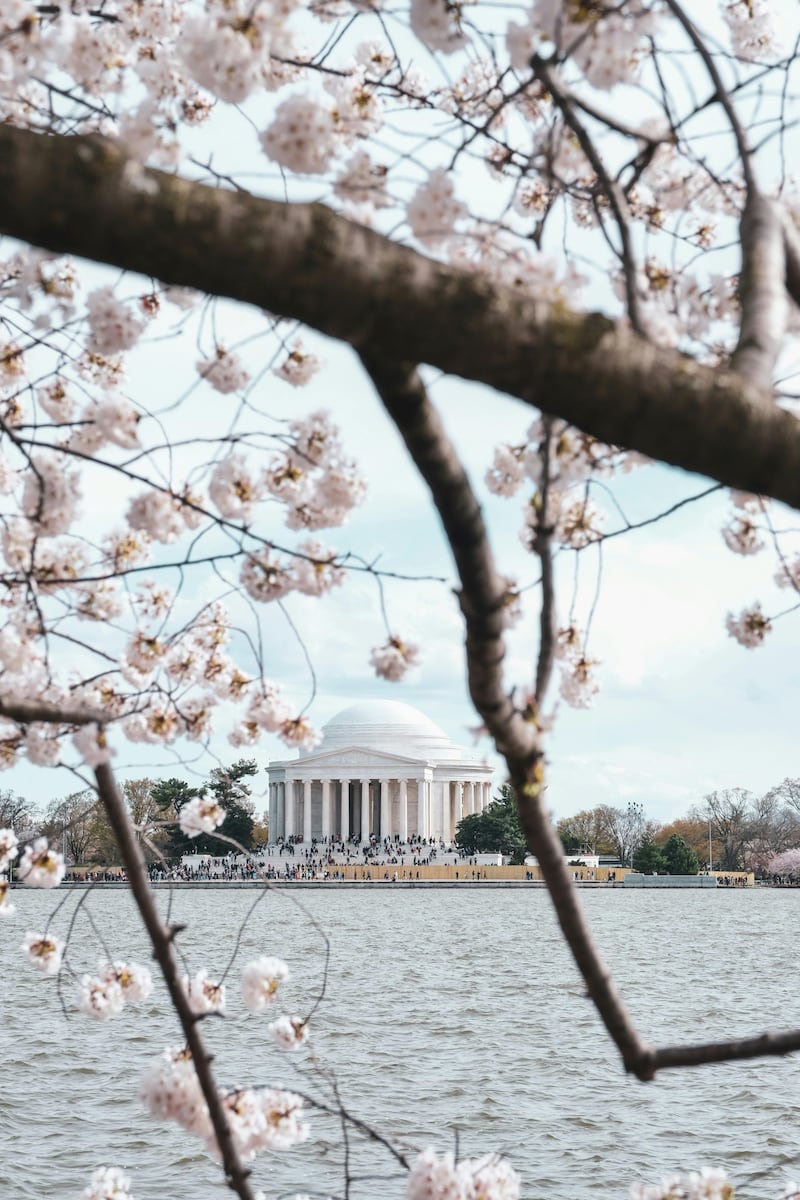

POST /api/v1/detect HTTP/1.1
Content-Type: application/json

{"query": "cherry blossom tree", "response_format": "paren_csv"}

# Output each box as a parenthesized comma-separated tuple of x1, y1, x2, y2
(1, 1, 800, 1198)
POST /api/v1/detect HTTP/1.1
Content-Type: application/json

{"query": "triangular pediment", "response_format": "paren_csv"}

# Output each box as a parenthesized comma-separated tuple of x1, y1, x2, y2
(278, 744, 428, 772)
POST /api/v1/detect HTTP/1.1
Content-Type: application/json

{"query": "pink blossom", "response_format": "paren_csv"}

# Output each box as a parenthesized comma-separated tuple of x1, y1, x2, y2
(19, 838, 66, 889)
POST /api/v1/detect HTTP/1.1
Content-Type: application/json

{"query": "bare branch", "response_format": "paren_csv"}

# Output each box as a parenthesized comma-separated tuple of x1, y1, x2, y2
(93, 762, 258, 1200)
(530, 55, 644, 335)
(0, 699, 106, 725)
(359, 353, 656, 1080)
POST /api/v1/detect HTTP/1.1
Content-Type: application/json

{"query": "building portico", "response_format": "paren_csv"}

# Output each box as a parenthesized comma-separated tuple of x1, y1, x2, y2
(267, 702, 494, 842)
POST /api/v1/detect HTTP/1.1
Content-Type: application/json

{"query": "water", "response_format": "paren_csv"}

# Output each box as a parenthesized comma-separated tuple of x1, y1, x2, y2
(1, 885, 799, 1200)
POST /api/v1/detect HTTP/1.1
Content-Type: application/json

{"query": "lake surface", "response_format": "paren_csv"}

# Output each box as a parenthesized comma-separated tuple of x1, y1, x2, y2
(1, 886, 799, 1200)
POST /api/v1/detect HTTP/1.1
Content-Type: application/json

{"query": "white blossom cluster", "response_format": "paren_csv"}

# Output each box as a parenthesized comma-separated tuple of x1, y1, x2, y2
(139, 1045, 309, 1162)
(406, 1147, 520, 1200)
(554, 624, 600, 710)
(184, 968, 226, 1015)
(630, 1167, 734, 1200)
(18, 837, 66, 888)
(80, 1165, 133, 1200)
(370, 636, 421, 682)
(179, 796, 226, 838)
(725, 605, 772, 650)
(22, 930, 65, 974)
(78, 961, 153, 1021)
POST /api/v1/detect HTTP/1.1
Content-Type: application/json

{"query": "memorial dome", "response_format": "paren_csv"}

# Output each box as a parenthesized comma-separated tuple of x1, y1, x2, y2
(310, 699, 463, 762)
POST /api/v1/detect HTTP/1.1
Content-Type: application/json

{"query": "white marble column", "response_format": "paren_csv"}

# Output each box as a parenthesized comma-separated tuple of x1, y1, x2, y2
(467, 781, 475, 815)
(380, 779, 390, 838)
(277, 782, 285, 839)
(285, 778, 295, 838)
(484, 781, 492, 811)
(322, 778, 332, 840)
(360, 779, 370, 839)
(268, 783, 276, 842)
(340, 779, 350, 840)
(417, 779, 427, 838)
(399, 779, 408, 841)
(303, 779, 312, 843)
(454, 782, 464, 833)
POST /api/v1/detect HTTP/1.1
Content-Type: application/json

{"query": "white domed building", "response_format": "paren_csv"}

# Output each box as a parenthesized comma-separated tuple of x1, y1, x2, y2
(266, 700, 494, 842)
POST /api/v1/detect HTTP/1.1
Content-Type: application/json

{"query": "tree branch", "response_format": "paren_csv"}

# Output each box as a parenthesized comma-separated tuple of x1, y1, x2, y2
(731, 193, 787, 391)
(2, 127, 800, 510)
(360, 353, 656, 1080)
(0, 699, 106, 725)
(93, 762, 258, 1200)
(530, 55, 644, 335)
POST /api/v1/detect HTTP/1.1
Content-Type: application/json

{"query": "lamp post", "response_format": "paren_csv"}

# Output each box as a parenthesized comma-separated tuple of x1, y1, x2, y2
(708, 819, 713, 872)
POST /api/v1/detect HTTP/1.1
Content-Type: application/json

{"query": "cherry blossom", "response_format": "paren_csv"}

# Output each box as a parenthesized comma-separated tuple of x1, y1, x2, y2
(407, 168, 467, 245)
(184, 969, 227, 1015)
(103, 961, 153, 1003)
(261, 95, 338, 175)
(0, 827, 19, 871)
(725, 605, 772, 649)
(267, 1014, 309, 1051)
(78, 974, 126, 1021)
(80, 1166, 133, 1200)
(371, 636, 421, 681)
(19, 838, 66, 888)
(178, 796, 226, 839)
(273, 340, 322, 388)
(22, 931, 65, 974)
(196, 346, 250, 395)
(241, 955, 290, 1012)
(0, 878, 16, 918)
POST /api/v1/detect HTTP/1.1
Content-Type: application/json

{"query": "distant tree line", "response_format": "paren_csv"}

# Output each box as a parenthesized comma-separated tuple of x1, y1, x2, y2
(455, 781, 800, 875)
(0, 759, 268, 868)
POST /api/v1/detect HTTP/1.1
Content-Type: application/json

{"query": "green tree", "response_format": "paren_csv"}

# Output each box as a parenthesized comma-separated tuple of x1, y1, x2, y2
(153, 762, 256, 858)
(632, 838, 667, 875)
(660, 834, 699, 876)
(455, 785, 527, 864)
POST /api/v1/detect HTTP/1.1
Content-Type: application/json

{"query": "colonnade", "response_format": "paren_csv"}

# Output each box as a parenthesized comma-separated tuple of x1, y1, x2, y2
(268, 777, 493, 842)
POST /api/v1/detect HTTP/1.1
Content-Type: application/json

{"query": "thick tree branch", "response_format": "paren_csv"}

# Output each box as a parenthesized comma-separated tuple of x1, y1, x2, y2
(2, 127, 800, 509)
(93, 761, 258, 1200)
(0, 698, 106, 725)
(360, 353, 656, 1080)
(362, 352, 800, 1083)
(731, 194, 787, 390)
(781, 205, 800, 311)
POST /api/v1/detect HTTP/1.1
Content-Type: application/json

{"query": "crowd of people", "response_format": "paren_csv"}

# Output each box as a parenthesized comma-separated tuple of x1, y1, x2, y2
(145, 834, 483, 883)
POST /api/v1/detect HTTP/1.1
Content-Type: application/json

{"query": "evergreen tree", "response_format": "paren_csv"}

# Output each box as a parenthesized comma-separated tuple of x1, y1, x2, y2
(632, 838, 667, 875)
(661, 833, 700, 876)
(455, 785, 527, 863)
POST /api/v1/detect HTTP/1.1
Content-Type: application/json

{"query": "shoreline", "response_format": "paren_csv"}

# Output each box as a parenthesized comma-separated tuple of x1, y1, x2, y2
(52, 878, 759, 889)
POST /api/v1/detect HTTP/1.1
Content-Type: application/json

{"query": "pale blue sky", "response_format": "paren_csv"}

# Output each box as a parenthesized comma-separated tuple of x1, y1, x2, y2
(10, 302, 800, 827)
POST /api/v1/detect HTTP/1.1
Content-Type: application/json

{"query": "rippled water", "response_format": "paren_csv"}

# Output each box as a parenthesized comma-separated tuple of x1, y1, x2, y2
(2, 886, 799, 1200)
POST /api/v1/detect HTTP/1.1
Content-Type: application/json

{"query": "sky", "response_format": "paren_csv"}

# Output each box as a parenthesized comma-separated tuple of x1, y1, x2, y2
(6, 4, 800, 829)
(11, 308, 800, 828)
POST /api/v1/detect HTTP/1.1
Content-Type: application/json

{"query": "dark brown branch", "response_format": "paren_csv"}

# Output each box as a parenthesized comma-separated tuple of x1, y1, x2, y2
(361, 352, 800, 1083)
(0, 699, 106, 725)
(731, 193, 787, 390)
(93, 762, 257, 1200)
(781, 205, 800, 311)
(3, 127, 800, 511)
(533, 417, 556, 707)
(651, 1027, 800, 1072)
(360, 353, 656, 1080)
